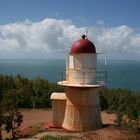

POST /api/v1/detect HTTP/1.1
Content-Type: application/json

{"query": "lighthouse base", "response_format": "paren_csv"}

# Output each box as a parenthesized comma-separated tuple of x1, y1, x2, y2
(62, 87, 102, 131)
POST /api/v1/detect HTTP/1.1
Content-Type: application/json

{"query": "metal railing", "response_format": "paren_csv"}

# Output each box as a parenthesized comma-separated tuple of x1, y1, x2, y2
(96, 70, 107, 85)
(59, 69, 107, 85)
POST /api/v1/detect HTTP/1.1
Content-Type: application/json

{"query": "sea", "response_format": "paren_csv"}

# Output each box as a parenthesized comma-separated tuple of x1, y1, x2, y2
(0, 59, 140, 92)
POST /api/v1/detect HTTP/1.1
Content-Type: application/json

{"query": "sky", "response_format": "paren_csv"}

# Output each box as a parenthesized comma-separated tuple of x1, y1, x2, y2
(0, 0, 140, 59)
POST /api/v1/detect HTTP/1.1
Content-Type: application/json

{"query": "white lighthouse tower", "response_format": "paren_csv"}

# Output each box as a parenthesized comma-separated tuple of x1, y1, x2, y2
(51, 35, 106, 131)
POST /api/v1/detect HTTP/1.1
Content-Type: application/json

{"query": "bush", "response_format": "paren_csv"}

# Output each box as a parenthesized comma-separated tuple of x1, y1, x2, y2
(0, 74, 65, 108)
(100, 88, 140, 132)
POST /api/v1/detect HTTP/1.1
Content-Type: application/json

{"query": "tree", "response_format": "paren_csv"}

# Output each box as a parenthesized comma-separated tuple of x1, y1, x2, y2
(0, 107, 4, 140)
(1, 90, 23, 139)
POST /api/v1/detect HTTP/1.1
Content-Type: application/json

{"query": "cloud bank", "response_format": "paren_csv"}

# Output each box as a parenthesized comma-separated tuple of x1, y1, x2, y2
(0, 18, 140, 59)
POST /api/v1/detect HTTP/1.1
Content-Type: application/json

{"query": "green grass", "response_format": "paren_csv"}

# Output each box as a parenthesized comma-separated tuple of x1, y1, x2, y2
(41, 135, 70, 140)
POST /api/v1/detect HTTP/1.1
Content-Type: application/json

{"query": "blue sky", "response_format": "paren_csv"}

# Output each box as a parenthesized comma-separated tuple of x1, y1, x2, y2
(0, 0, 140, 59)
(1, 0, 140, 28)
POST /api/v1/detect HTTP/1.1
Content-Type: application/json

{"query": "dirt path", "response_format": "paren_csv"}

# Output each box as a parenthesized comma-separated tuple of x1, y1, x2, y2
(20, 109, 115, 130)
(16, 109, 139, 140)
(20, 108, 52, 130)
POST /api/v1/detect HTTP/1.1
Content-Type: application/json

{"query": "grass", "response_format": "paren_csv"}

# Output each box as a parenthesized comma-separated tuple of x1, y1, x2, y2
(41, 135, 71, 140)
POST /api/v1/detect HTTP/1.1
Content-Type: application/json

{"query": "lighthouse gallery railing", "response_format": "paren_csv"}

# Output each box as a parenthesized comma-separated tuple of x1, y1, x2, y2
(60, 69, 107, 86)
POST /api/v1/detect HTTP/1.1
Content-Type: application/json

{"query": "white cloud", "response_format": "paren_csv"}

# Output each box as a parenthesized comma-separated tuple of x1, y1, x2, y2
(0, 18, 140, 59)
(92, 25, 134, 53)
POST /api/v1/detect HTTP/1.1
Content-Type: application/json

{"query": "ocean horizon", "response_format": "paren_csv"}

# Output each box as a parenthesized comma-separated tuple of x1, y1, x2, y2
(0, 58, 140, 92)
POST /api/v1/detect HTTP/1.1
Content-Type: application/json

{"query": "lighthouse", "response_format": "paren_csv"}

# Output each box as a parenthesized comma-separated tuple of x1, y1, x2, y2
(51, 35, 106, 131)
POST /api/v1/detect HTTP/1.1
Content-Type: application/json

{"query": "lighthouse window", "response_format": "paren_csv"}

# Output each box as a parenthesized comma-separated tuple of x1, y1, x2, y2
(69, 55, 74, 69)
(74, 56, 81, 69)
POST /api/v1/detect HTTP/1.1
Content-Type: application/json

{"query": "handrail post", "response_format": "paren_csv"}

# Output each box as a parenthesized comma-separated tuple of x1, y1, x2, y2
(61, 71, 63, 83)
(82, 72, 85, 85)
(105, 53, 107, 85)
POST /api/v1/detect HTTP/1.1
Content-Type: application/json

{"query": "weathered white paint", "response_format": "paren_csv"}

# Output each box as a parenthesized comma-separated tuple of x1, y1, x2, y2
(67, 54, 97, 85)
(50, 52, 104, 131)
(68, 68, 96, 84)
(50, 93, 66, 127)
(69, 53, 97, 69)
(62, 87, 102, 131)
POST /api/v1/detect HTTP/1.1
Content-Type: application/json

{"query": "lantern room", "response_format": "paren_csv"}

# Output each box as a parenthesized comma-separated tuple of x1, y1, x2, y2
(59, 35, 107, 86)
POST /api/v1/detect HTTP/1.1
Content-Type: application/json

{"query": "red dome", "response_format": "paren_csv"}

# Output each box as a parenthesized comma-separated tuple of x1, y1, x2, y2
(71, 35, 96, 54)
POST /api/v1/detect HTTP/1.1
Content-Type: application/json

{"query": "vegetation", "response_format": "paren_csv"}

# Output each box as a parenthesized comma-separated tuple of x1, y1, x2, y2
(0, 74, 65, 108)
(100, 88, 140, 132)
(41, 135, 70, 140)
(0, 74, 139, 138)
(1, 90, 23, 139)
(0, 74, 65, 139)
(0, 108, 4, 139)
